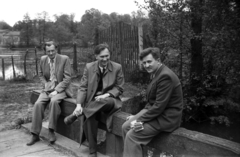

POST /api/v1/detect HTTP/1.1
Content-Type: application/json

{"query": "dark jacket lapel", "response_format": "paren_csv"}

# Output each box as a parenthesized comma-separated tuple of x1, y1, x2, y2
(54, 54, 60, 77)
(146, 64, 165, 101)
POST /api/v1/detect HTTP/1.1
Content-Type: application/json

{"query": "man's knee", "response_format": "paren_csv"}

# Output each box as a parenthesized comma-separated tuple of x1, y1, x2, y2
(34, 101, 43, 109)
(50, 98, 60, 106)
(122, 121, 129, 133)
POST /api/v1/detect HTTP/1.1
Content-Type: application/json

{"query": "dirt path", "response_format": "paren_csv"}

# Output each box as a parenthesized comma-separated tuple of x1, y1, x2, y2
(0, 128, 75, 157)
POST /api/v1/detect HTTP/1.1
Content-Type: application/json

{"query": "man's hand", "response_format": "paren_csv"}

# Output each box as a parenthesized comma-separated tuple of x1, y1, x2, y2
(95, 93, 110, 101)
(73, 104, 83, 117)
(126, 115, 134, 121)
(49, 91, 57, 98)
(131, 120, 144, 132)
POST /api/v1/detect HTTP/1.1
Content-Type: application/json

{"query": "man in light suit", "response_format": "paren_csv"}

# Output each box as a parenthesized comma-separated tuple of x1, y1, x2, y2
(122, 47, 183, 157)
(27, 41, 72, 146)
(70, 43, 124, 157)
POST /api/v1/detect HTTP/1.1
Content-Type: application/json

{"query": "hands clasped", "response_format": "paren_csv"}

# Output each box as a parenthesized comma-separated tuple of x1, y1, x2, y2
(49, 91, 57, 98)
(130, 120, 144, 132)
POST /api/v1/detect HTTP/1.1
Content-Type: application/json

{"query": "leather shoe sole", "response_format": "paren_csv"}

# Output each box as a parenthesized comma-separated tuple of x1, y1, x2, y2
(48, 132, 56, 144)
(26, 136, 40, 146)
(64, 114, 78, 125)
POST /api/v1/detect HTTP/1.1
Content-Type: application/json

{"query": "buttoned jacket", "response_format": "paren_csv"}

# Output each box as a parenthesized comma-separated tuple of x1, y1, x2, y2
(138, 64, 183, 132)
(39, 53, 73, 97)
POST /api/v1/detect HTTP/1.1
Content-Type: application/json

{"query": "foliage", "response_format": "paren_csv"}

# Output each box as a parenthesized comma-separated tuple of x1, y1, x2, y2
(77, 8, 148, 45)
(182, 73, 240, 126)
(137, 0, 240, 126)
(128, 66, 150, 86)
(122, 89, 147, 115)
(0, 21, 12, 30)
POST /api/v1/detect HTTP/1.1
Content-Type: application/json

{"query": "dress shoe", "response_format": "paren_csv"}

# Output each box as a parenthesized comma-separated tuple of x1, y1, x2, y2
(26, 134, 40, 146)
(64, 114, 78, 125)
(88, 153, 97, 157)
(48, 130, 56, 144)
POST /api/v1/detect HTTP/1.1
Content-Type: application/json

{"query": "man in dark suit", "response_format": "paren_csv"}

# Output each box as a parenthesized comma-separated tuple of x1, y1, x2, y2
(69, 43, 124, 157)
(27, 41, 72, 146)
(122, 47, 183, 157)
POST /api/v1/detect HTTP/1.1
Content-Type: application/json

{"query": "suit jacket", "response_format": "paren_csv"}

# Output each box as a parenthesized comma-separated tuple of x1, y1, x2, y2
(77, 60, 124, 130)
(138, 64, 183, 132)
(77, 60, 124, 107)
(39, 54, 73, 97)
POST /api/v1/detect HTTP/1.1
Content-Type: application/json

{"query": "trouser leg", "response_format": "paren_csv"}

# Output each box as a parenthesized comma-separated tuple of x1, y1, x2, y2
(48, 93, 67, 131)
(85, 114, 98, 154)
(122, 109, 160, 157)
(31, 92, 49, 135)
(84, 98, 115, 154)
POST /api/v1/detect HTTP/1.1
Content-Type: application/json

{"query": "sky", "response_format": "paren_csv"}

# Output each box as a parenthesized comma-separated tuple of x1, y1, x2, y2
(0, 0, 146, 27)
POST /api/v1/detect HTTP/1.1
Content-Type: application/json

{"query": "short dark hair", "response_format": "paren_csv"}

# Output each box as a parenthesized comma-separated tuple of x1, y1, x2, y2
(43, 41, 58, 51)
(94, 43, 111, 55)
(139, 47, 160, 61)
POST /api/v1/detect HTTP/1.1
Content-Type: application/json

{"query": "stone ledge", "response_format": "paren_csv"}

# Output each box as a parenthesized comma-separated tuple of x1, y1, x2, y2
(30, 90, 240, 157)
(112, 111, 240, 157)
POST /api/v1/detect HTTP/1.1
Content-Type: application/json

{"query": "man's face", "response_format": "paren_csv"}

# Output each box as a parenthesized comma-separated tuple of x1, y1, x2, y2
(96, 48, 110, 68)
(142, 54, 160, 74)
(46, 45, 57, 60)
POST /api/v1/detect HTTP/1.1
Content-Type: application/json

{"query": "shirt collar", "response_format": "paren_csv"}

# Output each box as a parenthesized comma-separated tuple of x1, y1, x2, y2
(48, 56, 56, 64)
(151, 63, 162, 79)
(99, 66, 106, 73)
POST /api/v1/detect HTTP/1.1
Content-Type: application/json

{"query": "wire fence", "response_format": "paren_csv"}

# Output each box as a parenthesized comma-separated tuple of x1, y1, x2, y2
(0, 46, 94, 80)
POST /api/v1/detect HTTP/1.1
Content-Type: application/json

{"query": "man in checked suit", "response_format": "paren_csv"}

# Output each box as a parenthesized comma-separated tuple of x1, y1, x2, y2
(122, 47, 183, 157)
(27, 41, 72, 146)
(68, 43, 124, 157)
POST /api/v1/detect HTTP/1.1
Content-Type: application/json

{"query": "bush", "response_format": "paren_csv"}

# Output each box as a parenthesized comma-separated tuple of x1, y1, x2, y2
(182, 73, 238, 126)
(128, 66, 150, 86)
(121, 90, 147, 115)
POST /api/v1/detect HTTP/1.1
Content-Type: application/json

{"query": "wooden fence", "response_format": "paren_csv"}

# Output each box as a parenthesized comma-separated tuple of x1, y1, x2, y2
(96, 21, 141, 81)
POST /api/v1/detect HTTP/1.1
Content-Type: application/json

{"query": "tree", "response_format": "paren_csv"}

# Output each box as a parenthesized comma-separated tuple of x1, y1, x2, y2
(36, 11, 51, 45)
(48, 14, 74, 44)
(0, 21, 12, 30)
(20, 13, 33, 46)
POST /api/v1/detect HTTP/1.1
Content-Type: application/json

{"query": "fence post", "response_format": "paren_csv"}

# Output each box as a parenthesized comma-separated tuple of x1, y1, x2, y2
(119, 22, 124, 73)
(94, 28, 99, 46)
(11, 55, 16, 79)
(138, 24, 143, 69)
(73, 42, 78, 73)
(2, 58, 5, 80)
(58, 44, 61, 54)
(35, 47, 38, 75)
(24, 49, 29, 76)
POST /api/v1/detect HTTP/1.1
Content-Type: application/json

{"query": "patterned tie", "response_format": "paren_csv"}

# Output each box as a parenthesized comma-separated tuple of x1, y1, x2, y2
(49, 59, 56, 90)
(50, 59, 55, 81)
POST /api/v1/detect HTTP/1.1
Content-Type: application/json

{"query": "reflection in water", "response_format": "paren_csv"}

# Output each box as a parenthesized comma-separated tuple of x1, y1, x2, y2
(0, 66, 24, 80)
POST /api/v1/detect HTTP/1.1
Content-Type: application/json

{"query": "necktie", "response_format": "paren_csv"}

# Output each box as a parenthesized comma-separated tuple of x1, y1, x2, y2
(102, 68, 106, 75)
(49, 59, 56, 91)
(50, 59, 55, 81)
